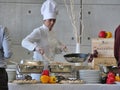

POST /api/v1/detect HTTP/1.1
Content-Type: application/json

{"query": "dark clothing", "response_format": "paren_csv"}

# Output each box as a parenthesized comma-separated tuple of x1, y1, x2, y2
(0, 68, 8, 90)
(114, 25, 120, 68)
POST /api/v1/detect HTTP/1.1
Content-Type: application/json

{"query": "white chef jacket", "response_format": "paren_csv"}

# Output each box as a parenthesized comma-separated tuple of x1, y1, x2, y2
(22, 24, 62, 61)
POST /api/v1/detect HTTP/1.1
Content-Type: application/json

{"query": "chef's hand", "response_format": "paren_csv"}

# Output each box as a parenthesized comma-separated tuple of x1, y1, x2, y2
(35, 47, 44, 55)
(61, 44, 68, 52)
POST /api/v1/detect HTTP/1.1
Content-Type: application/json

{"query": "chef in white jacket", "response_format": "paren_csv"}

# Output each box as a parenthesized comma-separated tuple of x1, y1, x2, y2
(21, 0, 66, 62)
(21, 0, 67, 80)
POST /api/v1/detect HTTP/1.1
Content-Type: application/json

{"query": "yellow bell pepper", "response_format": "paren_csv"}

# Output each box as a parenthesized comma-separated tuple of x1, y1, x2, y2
(115, 74, 120, 82)
(49, 76, 57, 83)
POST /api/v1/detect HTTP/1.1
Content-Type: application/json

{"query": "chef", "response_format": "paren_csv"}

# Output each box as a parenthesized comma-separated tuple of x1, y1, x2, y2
(21, 0, 67, 81)
(21, 0, 66, 62)
(21, 0, 66, 60)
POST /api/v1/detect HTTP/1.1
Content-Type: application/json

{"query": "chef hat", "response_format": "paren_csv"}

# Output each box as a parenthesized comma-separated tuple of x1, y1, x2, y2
(41, 0, 58, 20)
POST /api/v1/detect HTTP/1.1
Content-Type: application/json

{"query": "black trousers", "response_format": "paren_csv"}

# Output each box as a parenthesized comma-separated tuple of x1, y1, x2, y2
(0, 68, 8, 90)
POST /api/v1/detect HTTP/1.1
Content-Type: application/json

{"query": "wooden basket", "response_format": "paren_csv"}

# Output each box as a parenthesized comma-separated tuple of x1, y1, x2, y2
(91, 38, 114, 57)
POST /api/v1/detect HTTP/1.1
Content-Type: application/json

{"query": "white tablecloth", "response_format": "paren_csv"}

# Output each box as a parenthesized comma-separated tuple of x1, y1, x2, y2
(8, 83, 120, 90)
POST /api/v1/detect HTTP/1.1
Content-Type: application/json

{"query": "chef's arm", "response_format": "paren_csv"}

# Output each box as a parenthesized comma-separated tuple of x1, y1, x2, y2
(21, 29, 41, 51)
(21, 39, 37, 51)
(22, 39, 45, 55)
(2, 27, 13, 59)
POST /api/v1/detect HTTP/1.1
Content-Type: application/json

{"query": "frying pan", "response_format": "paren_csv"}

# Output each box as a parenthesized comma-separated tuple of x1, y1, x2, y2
(64, 53, 90, 63)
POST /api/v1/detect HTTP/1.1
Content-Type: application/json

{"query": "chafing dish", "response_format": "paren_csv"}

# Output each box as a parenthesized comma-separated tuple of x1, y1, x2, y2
(17, 60, 44, 74)
(20, 60, 43, 65)
(49, 62, 73, 73)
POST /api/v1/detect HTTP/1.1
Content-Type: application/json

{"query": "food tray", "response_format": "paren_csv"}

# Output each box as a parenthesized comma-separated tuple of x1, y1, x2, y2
(17, 64, 44, 73)
(50, 64, 72, 73)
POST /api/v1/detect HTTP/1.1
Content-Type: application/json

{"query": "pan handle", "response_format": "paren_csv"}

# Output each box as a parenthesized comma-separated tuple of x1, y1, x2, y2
(82, 53, 91, 66)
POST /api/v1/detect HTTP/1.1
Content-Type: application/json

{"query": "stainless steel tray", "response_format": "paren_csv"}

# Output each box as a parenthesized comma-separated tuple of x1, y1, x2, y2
(49, 64, 72, 73)
(17, 64, 44, 73)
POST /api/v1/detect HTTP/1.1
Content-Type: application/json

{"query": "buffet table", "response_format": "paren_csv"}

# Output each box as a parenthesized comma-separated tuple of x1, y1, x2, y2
(9, 83, 120, 90)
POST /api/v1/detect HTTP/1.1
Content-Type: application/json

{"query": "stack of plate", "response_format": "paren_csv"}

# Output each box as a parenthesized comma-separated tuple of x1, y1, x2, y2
(79, 70, 101, 84)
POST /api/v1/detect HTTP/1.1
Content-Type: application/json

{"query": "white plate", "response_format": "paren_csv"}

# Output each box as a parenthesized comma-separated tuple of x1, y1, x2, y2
(80, 75, 100, 77)
(79, 72, 100, 75)
(79, 70, 100, 73)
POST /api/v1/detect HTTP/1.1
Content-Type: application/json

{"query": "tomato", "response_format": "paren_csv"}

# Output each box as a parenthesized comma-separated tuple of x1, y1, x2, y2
(42, 70, 49, 76)
(98, 31, 106, 38)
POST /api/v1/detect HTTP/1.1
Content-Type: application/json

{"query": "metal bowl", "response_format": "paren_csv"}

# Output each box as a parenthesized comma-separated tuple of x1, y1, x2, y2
(64, 53, 89, 63)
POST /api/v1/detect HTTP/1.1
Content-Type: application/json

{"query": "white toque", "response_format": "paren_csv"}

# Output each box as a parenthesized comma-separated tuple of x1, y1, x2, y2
(41, 0, 58, 20)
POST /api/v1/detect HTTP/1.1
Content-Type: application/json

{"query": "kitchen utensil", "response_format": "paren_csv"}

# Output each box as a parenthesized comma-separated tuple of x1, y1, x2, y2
(64, 53, 90, 63)
(99, 64, 118, 73)
(18, 64, 44, 73)
(49, 64, 72, 73)
(106, 66, 119, 74)
(99, 64, 108, 73)
(9, 60, 18, 65)
(20, 60, 44, 65)
(17, 60, 44, 74)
